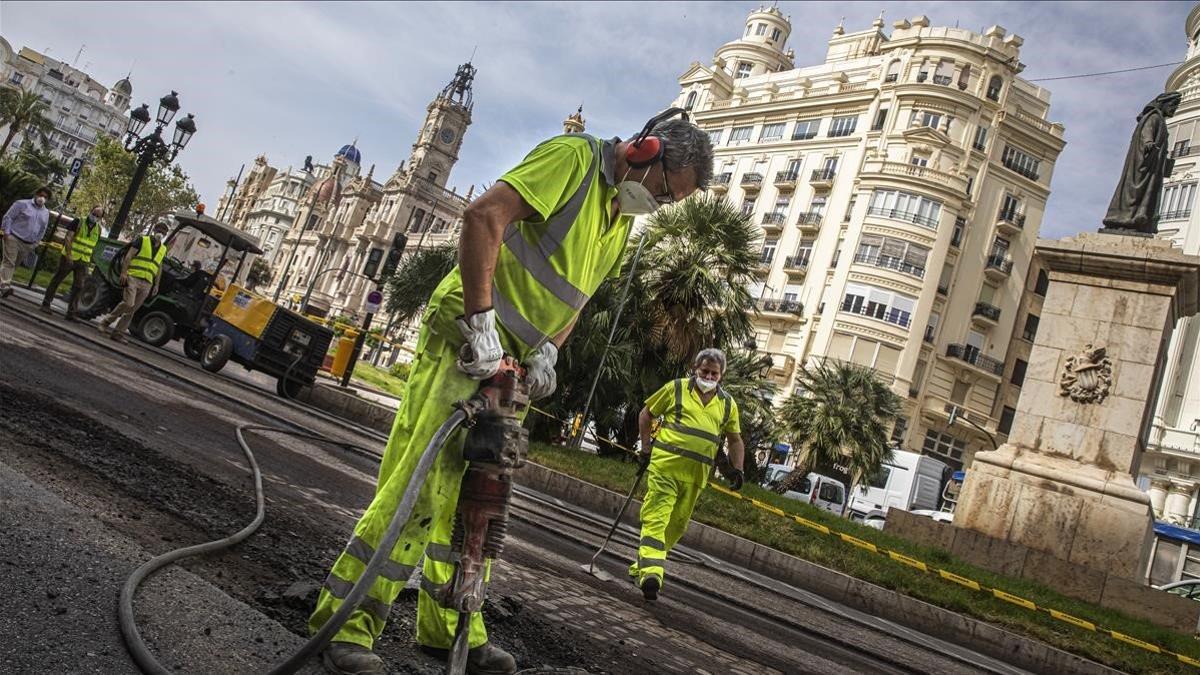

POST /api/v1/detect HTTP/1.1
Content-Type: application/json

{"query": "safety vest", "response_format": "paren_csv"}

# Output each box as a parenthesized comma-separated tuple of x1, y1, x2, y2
(650, 378, 735, 483)
(424, 134, 632, 359)
(70, 218, 101, 263)
(128, 236, 166, 283)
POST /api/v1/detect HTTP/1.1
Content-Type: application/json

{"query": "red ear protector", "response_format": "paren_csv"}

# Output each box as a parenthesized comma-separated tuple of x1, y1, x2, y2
(625, 107, 690, 169)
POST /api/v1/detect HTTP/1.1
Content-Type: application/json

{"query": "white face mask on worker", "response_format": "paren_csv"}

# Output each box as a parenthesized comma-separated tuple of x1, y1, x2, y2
(694, 377, 718, 393)
(616, 168, 660, 216)
(34, 196, 46, 207)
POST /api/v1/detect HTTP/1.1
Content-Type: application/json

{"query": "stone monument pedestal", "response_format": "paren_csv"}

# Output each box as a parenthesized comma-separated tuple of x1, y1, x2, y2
(954, 232, 1200, 580)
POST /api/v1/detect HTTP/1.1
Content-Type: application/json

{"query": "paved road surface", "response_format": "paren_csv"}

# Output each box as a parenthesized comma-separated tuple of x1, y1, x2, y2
(0, 296, 1018, 674)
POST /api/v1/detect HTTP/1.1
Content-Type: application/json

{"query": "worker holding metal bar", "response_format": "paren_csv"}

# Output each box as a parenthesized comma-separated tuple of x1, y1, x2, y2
(41, 206, 105, 319)
(632, 348, 745, 601)
(309, 110, 713, 675)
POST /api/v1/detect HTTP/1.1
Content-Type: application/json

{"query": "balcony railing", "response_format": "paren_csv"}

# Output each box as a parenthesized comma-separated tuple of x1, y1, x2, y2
(853, 252, 926, 278)
(810, 168, 837, 183)
(796, 211, 823, 227)
(946, 344, 1004, 376)
(784, 254, 811, 271)
(972, 140, 987, 151)
(937, 283, 949, 295)
(932, 75, 953, 86)
(754, 296, 803, 316)
(1170, 145, 1196, 159)
(923, 325, 935, 343)
(1022, 325, 1038, 342)
(884, 73, 898, 83)
(973, 302, 1002, 322)
(840, 299, 912, 328)
(866, 205, 939, 229)
(711, 173, 732, 186)
(997, 210, 1026, 230)
(1001, 157, 1040, 181)
(916, 72, 929, 83)
(741, 173, 764, 188)
(985, 254, 1013, 275)
(761, 211, 786, 226)
(1162, 209, 1192, 221)
(774, 170, 799, 185)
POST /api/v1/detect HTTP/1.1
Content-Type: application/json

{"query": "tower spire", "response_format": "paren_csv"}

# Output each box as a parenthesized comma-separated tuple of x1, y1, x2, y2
(439, 61, 477, 111)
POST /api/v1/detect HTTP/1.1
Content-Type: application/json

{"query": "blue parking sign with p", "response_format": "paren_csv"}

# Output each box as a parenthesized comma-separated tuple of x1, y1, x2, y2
(69, 159, 84, 176)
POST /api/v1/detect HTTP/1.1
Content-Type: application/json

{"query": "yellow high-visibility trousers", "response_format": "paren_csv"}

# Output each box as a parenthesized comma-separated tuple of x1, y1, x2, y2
(628, 468, 703, 587)
(308, 325, 491, 650)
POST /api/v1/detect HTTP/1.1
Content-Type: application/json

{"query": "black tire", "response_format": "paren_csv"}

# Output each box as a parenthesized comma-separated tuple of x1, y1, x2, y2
(75, 275, 116, 319)
(134, 311, 174, 347)
(183, 333, 204, 361)
(276, 375, 304, 399)
(200, 335, 233, 373)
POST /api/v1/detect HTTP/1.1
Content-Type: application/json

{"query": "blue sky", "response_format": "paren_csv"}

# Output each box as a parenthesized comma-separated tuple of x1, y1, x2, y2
(0, 1, 1193, 237)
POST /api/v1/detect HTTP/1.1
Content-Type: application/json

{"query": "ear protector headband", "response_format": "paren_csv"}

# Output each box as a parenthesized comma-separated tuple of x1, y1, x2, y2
(626, 107, 690, 169)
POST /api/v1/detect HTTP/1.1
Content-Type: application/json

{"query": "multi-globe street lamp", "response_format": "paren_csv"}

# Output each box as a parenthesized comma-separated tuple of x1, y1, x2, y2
(109, 91, 197, 238)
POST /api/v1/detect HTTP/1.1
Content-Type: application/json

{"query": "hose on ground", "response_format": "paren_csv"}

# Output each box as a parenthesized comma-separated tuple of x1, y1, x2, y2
(117, 410, 467, 675)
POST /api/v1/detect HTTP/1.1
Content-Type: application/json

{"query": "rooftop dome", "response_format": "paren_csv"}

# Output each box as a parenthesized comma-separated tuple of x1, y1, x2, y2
(113, 77, 132, 95)
(336, 142, 361, 165)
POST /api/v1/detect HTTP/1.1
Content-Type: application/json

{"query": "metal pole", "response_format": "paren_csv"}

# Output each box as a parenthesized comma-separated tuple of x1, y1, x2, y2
(62, 168, 83, 207)
(110, 128, 164, 239)
(340, 282, 381, 387)
(948, 407, 999, 452)
(572, 232, 648, 450)
(218, 163, 245, 222)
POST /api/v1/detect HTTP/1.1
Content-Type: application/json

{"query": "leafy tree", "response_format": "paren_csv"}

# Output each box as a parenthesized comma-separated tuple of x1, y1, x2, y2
(717, 349, 780, 484)
(70, 135, 198, 235)
(383, 243, 458, 324)
(12, 142, 67, 184)
(773, 360, 902, 499)
(0, 163, 43, 216)
(245, 257, 272, 291)
(538, 193, 762, 451)
(0, 88, 54, 157)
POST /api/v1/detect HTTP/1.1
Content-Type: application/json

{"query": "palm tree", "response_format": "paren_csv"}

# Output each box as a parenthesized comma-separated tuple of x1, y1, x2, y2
(382, 243, 458, 325)
(0, 88, 54, 157)
(717, 348, 781, 483)
(13, 142, 67, 182)
(774, 359, 902, 500)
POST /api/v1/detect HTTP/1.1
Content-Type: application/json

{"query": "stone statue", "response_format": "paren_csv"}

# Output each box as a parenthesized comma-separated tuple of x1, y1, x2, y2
(1102, 91, 1183, 234)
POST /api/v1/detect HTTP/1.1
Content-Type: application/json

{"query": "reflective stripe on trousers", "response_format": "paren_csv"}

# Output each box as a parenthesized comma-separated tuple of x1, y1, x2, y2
(307, 327, 491, 651)
(630, 468, 704, 587)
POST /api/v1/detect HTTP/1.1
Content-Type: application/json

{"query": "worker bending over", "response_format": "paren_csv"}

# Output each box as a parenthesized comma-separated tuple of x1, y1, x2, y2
(632, 348, 745, 600)
(310, 110, 713, 675)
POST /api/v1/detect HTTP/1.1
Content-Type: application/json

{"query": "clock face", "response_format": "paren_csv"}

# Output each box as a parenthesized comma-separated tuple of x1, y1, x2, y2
(439, 127, 456, 144)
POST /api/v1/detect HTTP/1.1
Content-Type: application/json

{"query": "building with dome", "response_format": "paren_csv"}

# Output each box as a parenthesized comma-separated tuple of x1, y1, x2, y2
(220, 62, 479, 320)
(1141, 4, 1200, 527)
(678, 8, 1065, 470)
(0, 38, 132, 166)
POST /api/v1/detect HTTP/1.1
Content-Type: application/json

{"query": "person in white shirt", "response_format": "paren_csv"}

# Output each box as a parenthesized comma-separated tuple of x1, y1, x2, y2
(0, 186, 52, 298)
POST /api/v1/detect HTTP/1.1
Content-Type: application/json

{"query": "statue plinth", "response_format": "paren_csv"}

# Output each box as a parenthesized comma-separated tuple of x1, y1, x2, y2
(954, 232, 1200, 580)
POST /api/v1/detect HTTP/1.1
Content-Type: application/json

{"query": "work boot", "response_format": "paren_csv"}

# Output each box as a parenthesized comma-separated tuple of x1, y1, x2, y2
(0, 286, 12, 298)
(64, 312, 77, 322)
(419, 641, 517, 675)
(641, 577, 660, 602)
(322, 642, 385, 675)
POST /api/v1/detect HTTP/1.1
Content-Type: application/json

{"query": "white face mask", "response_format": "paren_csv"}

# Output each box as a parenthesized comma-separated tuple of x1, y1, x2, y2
(33, 196, 46, 207)
(616, 167, 661, 216)
(694, 376, 718, 393)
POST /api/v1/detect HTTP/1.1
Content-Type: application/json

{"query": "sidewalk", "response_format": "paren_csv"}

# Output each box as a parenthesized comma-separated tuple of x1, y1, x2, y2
(0, 457, 322, 674)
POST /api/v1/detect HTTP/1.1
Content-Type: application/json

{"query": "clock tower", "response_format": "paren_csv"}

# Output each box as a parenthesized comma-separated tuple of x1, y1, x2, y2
(406, 61, 475, 190)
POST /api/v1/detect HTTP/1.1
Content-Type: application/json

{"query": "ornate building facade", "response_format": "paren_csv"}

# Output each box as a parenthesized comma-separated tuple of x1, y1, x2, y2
(219, 63, 478, 320)
(677, 8, 1065, 469)
(1143, 4, 1200, 526)
(0, 37, 132, 166)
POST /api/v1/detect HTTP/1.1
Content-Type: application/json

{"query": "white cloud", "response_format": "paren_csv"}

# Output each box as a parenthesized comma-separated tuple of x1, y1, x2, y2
(0, 1, 1192, 237)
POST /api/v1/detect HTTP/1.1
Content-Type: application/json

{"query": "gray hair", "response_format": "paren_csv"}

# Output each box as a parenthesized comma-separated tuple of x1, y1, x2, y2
(653, 118, 714, 190)
(693, 347, 727, 373)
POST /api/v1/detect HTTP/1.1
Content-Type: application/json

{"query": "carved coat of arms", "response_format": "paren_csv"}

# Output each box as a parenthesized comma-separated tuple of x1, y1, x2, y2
(1058, 344, 1113, 404)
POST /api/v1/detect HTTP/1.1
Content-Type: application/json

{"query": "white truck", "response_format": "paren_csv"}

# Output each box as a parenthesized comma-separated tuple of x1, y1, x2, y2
(763, 464, 849, 516)
(848, 449, 951, 527)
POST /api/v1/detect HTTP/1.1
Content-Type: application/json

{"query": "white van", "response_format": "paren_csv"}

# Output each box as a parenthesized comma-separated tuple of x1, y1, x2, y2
(779, 472, 849, 515)
(849, 449, 950, 526)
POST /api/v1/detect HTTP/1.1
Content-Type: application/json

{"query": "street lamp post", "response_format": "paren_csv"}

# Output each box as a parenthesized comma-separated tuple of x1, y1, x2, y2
(109, 92, 197, 239)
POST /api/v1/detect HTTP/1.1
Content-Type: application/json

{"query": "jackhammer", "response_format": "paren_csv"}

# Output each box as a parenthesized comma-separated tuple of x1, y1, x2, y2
(117, 356, 529, 675)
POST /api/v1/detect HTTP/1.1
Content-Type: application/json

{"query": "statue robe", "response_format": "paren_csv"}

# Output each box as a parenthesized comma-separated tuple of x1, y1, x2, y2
(1102, 108, 1172, 234)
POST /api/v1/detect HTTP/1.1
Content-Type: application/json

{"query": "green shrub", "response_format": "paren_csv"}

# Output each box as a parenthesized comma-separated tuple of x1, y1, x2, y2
(389, 361, 411, 380)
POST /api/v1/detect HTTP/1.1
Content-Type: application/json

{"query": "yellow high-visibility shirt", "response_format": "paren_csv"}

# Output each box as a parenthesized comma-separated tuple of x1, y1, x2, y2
(645, 378, 741, 485)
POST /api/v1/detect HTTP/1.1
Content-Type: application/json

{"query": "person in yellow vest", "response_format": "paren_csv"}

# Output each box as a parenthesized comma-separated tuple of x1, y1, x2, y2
(310, 112, 713, 675)
(97, 220, 170, 343)
(631, 348, 745, 601)
(41, 206, 105, 320)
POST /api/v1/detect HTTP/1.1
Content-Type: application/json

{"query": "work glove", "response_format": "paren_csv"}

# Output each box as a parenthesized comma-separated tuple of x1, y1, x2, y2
(724, 467, 745, 491)
(456, 309, 503, 379)
(525, 341, 558, 400)
(636, 445, 652, 472)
